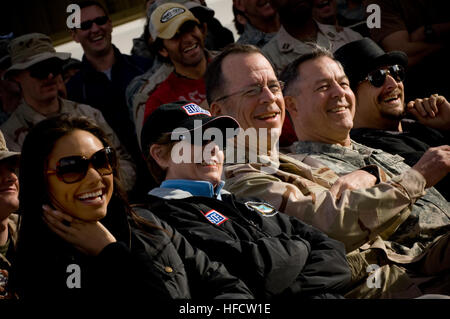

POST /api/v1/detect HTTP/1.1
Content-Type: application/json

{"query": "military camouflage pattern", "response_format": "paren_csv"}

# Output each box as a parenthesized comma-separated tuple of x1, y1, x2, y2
(0, 98, 137, 191)
(290, 140, 450, 261)
(0, 215, 18, 299)
(236, 23, 276, 48)
(261, 24, 362, 75)
(224, 147, 428, 255)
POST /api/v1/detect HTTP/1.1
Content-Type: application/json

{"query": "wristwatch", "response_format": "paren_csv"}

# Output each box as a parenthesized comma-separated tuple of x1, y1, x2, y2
(424, 24, 436, 42)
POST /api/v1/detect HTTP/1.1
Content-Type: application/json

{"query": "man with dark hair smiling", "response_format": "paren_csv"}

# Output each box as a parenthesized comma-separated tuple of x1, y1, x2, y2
(334, 38, 449, 199)
(280, 44, 450, 296)
(206, 43, 450, 297)
(67, 0, 153, 200)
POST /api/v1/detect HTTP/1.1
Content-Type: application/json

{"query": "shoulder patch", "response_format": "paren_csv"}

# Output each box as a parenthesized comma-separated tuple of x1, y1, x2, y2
(203, 209, 228, 225)
(181, 103, 211, 116)
(245, 201, 278, 217)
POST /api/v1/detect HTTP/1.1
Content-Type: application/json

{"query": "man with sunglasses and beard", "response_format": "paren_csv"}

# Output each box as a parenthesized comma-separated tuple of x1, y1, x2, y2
(0, 33, 137, 193)
(280, 44, 450, 296)
(134, 2, 214, 145)
(334, 38, 449, 200)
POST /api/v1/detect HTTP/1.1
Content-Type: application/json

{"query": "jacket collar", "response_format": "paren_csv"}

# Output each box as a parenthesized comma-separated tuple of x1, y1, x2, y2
(150, 179, 226, 200)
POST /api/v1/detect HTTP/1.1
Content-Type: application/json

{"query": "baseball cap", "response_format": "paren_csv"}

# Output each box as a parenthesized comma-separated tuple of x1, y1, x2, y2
(141, 101, 240, 158)
(149, 2, 200, 40)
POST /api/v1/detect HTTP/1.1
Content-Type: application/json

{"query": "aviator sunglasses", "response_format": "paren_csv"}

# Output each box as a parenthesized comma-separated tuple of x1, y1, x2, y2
(78, 15, 109, 31)
(46, 147, 116, 184)
(28, 59, 63, 79)
(363, 64, 405, 88)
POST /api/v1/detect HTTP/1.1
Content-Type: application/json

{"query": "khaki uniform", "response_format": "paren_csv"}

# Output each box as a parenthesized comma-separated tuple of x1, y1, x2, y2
(0, 215, 18, 299)
(262, 23, 363, 75)
(0, 98, 136, 191)
(224, 143, 450, 297)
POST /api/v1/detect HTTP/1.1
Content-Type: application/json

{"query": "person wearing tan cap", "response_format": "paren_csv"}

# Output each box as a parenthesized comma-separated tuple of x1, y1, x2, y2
(0, 130, 20, 299)
(135, 2, 215, 146)
(0, 33, 137, 193)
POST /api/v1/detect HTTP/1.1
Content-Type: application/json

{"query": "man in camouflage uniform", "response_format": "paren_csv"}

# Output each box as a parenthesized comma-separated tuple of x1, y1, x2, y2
(1, 33, 136, 192)
(0, 130, 20, 299)
(234, 0, 280, 48)
(279, 45, 450, 296)
(205, 43, 450, 297)
(262, 0, 362, 75)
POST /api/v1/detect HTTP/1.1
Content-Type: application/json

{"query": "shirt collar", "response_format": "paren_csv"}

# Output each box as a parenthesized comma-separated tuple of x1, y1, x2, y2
(160, 179, 225, 199)
(276, 24, 331, 53)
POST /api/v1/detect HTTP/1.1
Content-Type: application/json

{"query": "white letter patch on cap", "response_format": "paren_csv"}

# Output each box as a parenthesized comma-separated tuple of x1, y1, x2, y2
(161, 7, 185, 23)
(182, 103, 211, 116)
(203, 209, 228, 225)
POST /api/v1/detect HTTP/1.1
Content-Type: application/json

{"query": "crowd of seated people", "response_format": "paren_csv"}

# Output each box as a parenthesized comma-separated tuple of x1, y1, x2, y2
(1, 0, 448, 304)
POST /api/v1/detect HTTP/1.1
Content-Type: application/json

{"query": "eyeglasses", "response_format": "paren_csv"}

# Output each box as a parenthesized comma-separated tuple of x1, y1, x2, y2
(363, 64, 405, 88)
(214, 81, 285, 102)
(28, 59, 63, 79)
(78, 15, 109, 31)
(46, 147, 116, 184)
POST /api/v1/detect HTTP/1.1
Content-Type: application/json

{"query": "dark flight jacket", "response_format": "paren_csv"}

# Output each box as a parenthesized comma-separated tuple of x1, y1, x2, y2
(140, 187, 351, 300)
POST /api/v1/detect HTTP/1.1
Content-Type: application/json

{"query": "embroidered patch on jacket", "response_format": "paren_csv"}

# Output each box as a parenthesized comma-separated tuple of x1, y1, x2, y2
(245, 201, 278, 217)
(182, 103, 211, 116)
(203, 209, 228, 225)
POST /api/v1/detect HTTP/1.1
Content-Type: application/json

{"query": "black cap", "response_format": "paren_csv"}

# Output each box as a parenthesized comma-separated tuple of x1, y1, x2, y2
(334, 38, 408, 88)
(141, 101, 240, 158)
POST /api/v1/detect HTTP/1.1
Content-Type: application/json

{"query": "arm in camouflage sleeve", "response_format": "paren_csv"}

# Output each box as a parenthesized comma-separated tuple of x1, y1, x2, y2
(225, 164, 426, 252)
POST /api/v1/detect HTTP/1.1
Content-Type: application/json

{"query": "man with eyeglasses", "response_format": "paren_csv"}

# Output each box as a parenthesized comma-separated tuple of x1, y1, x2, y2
(0, 33, 137, 193)
(67, 0, 153, 201)
(205, 44, 450, 297)
(334, 38, 449, 199)
(279, 44, 450, 296)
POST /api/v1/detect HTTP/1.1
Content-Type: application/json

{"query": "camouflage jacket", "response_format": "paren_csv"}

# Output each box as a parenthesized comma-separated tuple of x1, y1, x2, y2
(289, 140, 450, 262)
(0, 98, 136, 191)
(0, 215, 18, 299)
(223, 145, 434, 262)
(236, 23, 277, 48)
(262, 23, 363, 75)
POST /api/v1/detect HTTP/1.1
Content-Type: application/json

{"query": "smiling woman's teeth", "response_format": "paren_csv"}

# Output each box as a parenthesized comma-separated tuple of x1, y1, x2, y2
(78, 190, 103, 200)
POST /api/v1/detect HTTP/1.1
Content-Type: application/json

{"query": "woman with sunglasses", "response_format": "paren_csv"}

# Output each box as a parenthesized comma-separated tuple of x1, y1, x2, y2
(9, 113, 253, 302)
(140, 101, 351, 300)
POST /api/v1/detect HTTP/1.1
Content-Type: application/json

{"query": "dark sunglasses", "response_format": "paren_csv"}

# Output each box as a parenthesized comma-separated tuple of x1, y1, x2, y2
(364, 64, 405, 88)
(46, 147, 116, 184)
(78, 15, 109, 31)
(28, 59, 63, 79)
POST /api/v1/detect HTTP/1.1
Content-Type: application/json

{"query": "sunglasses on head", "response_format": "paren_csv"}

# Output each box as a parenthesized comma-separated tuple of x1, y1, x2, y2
(28, 59, 63, 79)
(77, 15, 109, 31)
(364, 64, 405, 88)
(46, 147, 116, 184)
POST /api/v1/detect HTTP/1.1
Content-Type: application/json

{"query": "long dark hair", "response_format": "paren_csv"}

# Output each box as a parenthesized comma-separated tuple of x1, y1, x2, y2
(10, 114, 159, 296)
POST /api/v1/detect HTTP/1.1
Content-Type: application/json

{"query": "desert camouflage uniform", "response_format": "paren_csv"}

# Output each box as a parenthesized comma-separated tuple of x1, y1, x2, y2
(290, 140, 450, 257)
(224, 143, 450, 297)
(262, 23, 363, 75)
(0, 215, 18, 299)
(236, 23, 276, 48)
(290, 140, 450, 297)
(0, 98, 136, 191)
